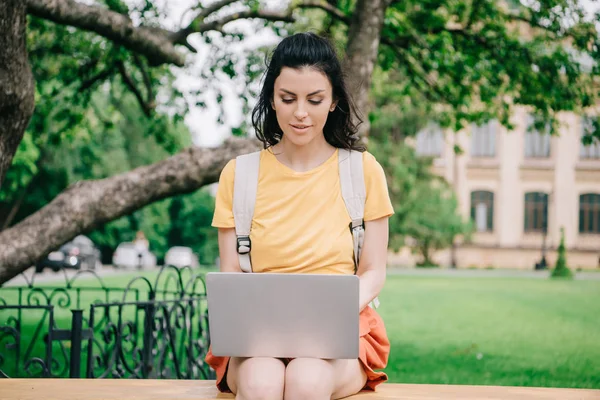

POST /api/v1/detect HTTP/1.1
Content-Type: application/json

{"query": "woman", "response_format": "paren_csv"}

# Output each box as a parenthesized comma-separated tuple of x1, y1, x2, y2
(206, 32, 393, 400)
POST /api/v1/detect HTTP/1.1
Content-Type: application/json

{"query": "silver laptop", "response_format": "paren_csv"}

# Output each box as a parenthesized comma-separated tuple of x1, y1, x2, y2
(206, 272, 359, 359)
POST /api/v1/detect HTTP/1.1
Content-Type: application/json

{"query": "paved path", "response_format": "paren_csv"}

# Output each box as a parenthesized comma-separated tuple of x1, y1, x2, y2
(2, 265, 143, 287)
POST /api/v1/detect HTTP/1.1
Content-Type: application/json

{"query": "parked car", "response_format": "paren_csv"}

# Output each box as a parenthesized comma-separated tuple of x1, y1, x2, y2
(112, 242, 157, 269)
(35, 235, 101, 273)
(164, 246, 199, 268)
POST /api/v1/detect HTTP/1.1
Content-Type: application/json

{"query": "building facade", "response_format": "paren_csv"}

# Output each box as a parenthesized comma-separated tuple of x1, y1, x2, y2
(389, 107, 600, 270)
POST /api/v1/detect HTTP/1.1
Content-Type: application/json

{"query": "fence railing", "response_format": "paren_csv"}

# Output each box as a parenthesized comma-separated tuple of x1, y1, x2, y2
(0, 266, 214, 380)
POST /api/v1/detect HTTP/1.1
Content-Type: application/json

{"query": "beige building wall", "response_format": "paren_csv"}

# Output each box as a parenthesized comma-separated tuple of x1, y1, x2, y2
(392, 107, 600, 270)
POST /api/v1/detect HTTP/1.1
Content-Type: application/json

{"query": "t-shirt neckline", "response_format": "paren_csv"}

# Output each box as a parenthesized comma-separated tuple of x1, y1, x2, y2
(266, 148, 339, 176)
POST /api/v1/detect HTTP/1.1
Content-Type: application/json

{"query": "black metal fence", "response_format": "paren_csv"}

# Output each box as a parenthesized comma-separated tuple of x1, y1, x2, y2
(0, 266, 214, 379)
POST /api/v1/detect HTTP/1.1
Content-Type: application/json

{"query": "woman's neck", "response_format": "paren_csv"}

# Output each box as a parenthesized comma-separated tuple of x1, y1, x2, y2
(273, 135, 336, 173)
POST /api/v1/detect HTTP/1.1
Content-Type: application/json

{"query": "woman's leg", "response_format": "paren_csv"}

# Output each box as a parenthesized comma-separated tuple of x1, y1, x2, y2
(226, 357, 286, 400)
(283, 358, 367, 400)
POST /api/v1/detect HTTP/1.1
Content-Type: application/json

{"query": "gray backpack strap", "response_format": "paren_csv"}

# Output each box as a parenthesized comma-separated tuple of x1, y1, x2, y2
(338, 148, 380, 308)
(338, 149, 366, 269)
(232, 151, 261, 273)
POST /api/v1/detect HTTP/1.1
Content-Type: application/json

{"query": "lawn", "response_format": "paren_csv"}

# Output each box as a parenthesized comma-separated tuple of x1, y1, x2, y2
(378, 275, 600, 389)
(1, 270, 599, 388)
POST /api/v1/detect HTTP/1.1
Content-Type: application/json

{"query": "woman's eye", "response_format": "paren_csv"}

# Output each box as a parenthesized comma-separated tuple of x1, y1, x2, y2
(281, 99, 322, 105)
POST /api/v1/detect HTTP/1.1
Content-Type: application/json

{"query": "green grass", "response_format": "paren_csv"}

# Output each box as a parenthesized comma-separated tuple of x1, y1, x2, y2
(377, 275, 600, 389)
(2, 270, 599, 388)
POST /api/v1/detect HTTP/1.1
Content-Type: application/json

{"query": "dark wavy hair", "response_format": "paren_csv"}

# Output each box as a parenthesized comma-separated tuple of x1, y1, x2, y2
(251, 32, 364, 151)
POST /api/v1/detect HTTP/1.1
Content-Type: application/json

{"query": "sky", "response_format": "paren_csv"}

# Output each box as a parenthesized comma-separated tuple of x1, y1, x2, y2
(121, 0, 600, 148)
(144, 0, 287, 148)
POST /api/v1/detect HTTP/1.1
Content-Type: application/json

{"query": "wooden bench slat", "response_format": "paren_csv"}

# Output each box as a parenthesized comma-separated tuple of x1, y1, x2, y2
(1, 379, 598, 400)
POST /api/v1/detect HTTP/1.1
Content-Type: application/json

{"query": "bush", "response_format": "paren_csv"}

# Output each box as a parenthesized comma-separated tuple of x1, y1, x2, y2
(416, 261, 440, 268)
(551, 227, 573, 279)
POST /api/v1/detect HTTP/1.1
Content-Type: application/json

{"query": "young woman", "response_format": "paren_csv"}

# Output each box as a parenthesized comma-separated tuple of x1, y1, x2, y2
(205, 32, 393, 400)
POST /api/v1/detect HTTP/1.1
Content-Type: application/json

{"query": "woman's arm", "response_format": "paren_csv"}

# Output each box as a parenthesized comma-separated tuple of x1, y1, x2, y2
(356, 217, 389, 311)
(217, 228, 243, 273)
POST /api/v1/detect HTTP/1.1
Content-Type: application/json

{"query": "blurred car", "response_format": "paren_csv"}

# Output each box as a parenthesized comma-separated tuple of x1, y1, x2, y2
(164, 246, 199, 268)
(112, 242, 157, 269)
(35, 235, 101, 273)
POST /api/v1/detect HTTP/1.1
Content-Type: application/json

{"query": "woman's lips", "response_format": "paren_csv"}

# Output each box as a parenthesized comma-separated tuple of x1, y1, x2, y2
(290, 124, 311, 133)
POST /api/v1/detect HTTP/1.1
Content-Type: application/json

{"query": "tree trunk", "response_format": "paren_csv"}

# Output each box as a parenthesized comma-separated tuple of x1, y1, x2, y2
(419, 241, 432, 267)
(344, 0, 389, 136)
(0, 138, 260, 285)
(0, 0, 35, 186)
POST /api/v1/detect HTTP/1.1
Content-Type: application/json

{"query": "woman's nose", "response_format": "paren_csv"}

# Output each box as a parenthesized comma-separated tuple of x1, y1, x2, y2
(294, 108, 308, 119)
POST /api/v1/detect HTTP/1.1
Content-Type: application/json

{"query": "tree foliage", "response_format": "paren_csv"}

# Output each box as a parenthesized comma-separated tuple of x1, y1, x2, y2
(378, 0, 600, 139)
(369, 134, 473, 267)
(551, 227, 573, 279)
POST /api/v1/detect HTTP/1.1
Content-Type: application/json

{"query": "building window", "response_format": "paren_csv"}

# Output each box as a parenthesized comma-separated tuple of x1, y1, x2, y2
(416, 123, 444, 157)
(525, 115, 551, 158)
(470, 191, 494, 232)
(471, 120, 497, 157)
(579, 193, 600, 233)
(580, 116, 600, 159)
(524, 192, 548, 232)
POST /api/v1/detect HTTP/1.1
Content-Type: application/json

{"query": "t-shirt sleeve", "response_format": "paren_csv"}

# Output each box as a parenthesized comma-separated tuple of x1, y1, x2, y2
(363, 151, 394, 221)
(211, 159, 236, 228)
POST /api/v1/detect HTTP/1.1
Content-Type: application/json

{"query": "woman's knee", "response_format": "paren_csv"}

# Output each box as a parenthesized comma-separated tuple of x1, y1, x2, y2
(284, 358, 334, 400)
(228, 357, 286, 400)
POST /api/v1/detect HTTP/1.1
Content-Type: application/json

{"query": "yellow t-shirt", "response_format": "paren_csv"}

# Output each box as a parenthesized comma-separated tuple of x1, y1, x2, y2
(212, 148, 394, 275)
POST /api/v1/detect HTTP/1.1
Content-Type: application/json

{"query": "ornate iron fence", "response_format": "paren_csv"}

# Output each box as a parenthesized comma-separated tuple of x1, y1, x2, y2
(0, 266, 214, 379)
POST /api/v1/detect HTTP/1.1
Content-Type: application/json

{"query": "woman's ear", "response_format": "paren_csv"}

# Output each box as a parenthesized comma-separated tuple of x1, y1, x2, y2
(330, 100, 338, 112)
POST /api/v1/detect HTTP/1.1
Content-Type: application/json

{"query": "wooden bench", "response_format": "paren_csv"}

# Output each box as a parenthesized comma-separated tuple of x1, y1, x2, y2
(2, 379, 599, 399)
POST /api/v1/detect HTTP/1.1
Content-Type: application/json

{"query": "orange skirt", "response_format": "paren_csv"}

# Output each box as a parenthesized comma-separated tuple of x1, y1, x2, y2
(205, 306, 390, 392)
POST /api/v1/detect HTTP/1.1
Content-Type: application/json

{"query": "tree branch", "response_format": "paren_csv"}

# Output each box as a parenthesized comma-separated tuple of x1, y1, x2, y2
(179, 0, 348, 40)
(79, 65, 116, 92)
(26, 0, 186, 66)
(176, 9, 295, 42)
(177, 0, 239, 39)
(0, 137, 262, 285)
(26, 0, 351, 68)
(295, 0, 350, 24)
(117, 60, 153, 117)
(502, 9, 591, 43)
(133, 54, 154, 108)
(197, 0, 239, 19)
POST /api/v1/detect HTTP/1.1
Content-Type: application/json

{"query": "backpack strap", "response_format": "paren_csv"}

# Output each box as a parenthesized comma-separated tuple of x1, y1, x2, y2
(338, 149, 366, 270)
(338, 149, 380, 309)
(232, 151, 261, 273)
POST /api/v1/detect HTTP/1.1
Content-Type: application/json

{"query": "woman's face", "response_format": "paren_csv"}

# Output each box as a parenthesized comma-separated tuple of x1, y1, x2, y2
(272, 67, 337, 147)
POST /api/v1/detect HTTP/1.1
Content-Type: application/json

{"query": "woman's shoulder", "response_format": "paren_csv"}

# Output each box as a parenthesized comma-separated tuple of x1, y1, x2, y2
(360, 150, 385, 173)
(221, 157, 236, 175)
(220, 149, 272, 177)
